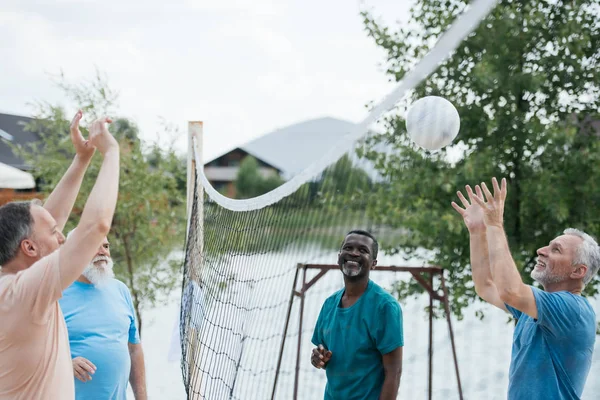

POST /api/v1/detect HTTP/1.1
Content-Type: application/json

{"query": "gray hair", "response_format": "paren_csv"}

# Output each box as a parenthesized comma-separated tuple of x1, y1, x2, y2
(0, 200, 41, 265)
(564, 228, 600, 285)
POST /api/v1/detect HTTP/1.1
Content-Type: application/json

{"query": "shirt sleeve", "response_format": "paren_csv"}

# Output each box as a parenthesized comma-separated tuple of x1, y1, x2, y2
(504, 303, 523, 319)
(11, 250, 62, 324)
(311, 302, 325, 347)
(530, 286, 582, 336)
(123, 285, 141, 344)
(375, 300, 404, 354)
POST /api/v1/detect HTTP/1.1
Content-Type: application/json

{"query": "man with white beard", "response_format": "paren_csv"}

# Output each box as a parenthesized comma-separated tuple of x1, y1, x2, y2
(452, 178, 598, 400)
(59, 233, 147, 400)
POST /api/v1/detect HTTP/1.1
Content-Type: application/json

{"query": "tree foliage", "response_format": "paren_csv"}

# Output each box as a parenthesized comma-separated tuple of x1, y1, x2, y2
(17, 73, 187, 335)
(234, 156, 285, 199)
(361, 1, 600, 318)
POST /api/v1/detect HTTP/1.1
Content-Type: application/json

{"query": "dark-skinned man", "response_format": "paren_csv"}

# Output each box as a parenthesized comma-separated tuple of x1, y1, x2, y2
(311, 230, 403, 400)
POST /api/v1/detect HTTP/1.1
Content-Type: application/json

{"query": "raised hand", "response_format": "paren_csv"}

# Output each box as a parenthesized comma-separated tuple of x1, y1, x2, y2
(471, 177, 507, 228)
(70, 110, 95, 160)
(88, 116, 118, 155)
(72, 356, 96, 382)
(452, 185, 487, 234)
(311, 344, 332, 369)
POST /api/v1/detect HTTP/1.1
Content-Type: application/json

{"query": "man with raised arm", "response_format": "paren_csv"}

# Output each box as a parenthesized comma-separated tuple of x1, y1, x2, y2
(452, 177, 598, 400)
(311, 230, 403, 400)
(0, 111, 120, 400)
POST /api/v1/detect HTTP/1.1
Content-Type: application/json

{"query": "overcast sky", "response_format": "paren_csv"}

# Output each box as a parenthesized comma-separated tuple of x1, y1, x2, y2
(1, 0, 412, 160)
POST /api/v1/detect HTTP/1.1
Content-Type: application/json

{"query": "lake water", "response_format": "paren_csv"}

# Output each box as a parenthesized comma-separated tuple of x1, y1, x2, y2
(129, 249, 600, 400)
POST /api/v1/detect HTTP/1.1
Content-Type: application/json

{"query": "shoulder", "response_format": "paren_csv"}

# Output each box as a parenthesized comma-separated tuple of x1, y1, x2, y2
(532, 286, 583, 310)
(110, 279, 132, 297)
(369, 281, 401, 310)
(532, 287, 597, 323)
(322, 288, 343, 308)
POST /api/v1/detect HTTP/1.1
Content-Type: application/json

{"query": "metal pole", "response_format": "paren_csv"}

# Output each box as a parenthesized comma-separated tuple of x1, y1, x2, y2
(293, 266, 307, 400)
(428, 272, 433, 400)
(441, 273, 464, 400)
(271, 267, 301, 400)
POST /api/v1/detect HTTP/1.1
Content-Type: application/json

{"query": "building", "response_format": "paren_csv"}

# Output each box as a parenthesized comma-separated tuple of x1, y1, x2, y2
(204, 117, 356, 198)
(0, 112, 39, 205)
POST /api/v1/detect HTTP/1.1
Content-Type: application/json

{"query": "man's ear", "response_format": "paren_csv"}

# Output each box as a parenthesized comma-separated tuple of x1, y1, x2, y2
(571, 264, 588, 281)
(372, 259, 377, 270)
(20, 239, 38, 258)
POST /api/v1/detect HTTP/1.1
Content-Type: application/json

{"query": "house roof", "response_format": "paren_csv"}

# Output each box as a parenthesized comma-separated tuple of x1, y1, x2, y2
(0, 162, 36, 189)
(207, 117, 356, 179)
(0, 113, 39, 170)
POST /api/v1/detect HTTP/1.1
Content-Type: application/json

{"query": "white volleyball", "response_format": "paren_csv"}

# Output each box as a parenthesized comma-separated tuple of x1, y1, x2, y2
(405, 96, 460, 151)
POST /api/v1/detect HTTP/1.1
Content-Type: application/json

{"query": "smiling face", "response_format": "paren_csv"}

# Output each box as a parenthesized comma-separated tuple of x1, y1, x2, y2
(337, 233, 377, 280)
(81, 237, 115, 285)
(532, 234, 584, 287)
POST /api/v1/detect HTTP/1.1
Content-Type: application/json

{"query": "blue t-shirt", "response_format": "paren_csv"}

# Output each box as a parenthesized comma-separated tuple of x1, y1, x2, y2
(311, 280, 403, 400)
(505, 286, 596, 400)
(59, 279, 140, 400)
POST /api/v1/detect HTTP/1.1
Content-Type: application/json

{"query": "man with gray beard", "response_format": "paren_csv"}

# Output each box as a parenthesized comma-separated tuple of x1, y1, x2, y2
(452, 178, 598, 400)
(310, 230, 403, 400)
(59, 234, 147, 400)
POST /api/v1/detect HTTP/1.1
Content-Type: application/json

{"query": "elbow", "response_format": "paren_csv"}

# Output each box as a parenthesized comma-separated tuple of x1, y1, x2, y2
(77, 220, 111, 238)
(498, 287, 519, 304)
(96, 220, 111, 236)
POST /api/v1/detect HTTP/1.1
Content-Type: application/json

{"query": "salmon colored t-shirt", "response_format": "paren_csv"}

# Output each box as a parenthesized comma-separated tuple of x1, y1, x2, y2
(0, 250, 74, 400)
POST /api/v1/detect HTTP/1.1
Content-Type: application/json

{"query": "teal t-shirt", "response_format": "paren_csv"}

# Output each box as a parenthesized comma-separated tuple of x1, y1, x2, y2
(311, 280, 404, 400)
(505, 286, 596, 400)
(59, 279, 140, 400)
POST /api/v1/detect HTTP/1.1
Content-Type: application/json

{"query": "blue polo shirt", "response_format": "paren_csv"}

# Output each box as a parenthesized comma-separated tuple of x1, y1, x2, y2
(506, 286, 596, 400)
(312, 280, 403, 400)
(59, 279, 140, 400)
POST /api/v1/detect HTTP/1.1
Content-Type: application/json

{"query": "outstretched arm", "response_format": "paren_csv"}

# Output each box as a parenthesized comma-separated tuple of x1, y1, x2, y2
(474, 178, 537, 319)
(58, 116, 120, 291)
(43, 111, 96, 231)
(452, 185, 507, 311)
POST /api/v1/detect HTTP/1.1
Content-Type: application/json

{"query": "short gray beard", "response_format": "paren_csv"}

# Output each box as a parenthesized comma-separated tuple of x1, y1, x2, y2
(82, 256, 115, 286)
(342, 262, 362, 277)
(531, 268, 564, 285)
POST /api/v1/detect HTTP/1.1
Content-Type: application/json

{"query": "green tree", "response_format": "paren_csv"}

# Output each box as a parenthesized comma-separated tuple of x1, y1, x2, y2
(320, 154, 373, 206)
(18, 73, 187, 335)
(361, 1, 600, 318)
(234, 156, 284, 199)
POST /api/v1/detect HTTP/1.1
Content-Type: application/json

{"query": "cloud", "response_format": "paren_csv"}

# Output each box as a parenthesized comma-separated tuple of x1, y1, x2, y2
(1, 0, 411, 162)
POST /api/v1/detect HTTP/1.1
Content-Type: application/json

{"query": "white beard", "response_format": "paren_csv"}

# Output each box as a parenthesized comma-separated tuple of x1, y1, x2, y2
(342, 261, 362, 277)
(82, 256, 115, 286)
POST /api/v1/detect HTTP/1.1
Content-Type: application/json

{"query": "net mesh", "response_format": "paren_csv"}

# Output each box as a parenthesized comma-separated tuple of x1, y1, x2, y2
(179, 142, 466, 399)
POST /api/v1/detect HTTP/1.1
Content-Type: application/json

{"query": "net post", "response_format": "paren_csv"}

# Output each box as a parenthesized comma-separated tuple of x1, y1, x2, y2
(293, 265, 307, 400)
(187, 121, 204, 399)
(441, 272, 464, 400)
(428, 272, 433, 400)
(187, 121, 204, 260)
(271, 265, 302, 400)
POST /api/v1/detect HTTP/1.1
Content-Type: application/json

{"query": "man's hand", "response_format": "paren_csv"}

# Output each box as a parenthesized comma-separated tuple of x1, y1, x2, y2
(72, 356, 96, 382)
(70, 110, 95, 161)
(471, 177, 507, 228)
(451, 184, 487, 234)
(88, 116, 118, 155)
(311, 344, 332, 369)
